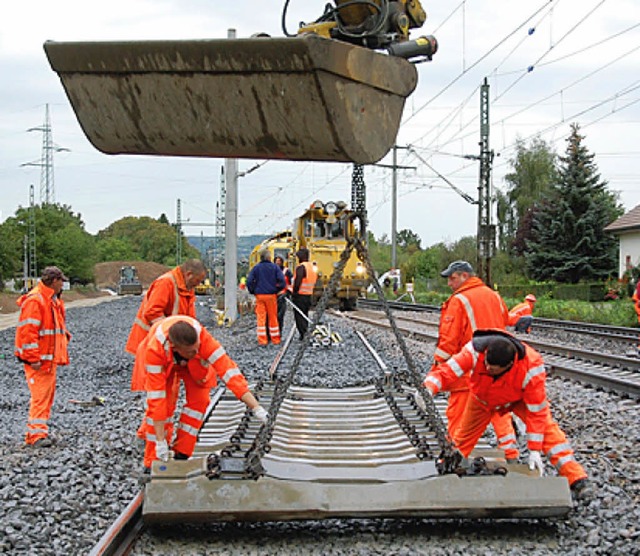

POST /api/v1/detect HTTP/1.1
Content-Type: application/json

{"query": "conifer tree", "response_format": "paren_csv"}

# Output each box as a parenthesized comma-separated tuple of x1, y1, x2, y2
(524, 124, 622, 283)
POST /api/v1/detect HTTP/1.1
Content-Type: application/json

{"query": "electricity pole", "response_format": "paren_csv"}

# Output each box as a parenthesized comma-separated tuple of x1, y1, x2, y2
(21, 104, 69, 204)
(373, 145, 416, 268)
(477, 78, 495, 285)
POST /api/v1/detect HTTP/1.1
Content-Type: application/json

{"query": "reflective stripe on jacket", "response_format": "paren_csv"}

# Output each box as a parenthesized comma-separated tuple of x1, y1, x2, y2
(125, 267, 196, 355)
(431, 277, 509, 391)
(140, 315, 250, 420)
(14, 282, 69, 369)
(425, 333, 548, 451)
(297, 262, 316, 295)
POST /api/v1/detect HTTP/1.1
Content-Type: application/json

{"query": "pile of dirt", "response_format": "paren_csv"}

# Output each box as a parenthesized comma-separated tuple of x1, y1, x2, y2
(94, 261, 170, 290)
(1, 262, 171, 314)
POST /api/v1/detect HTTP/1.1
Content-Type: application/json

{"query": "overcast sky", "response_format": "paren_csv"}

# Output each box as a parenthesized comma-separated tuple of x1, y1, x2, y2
(1, 0, 639, 248)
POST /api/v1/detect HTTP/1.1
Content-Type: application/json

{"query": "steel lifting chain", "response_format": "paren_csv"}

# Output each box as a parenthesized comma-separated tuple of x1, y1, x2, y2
(351, 220, 460, 473)
(244, 236, 357, 478)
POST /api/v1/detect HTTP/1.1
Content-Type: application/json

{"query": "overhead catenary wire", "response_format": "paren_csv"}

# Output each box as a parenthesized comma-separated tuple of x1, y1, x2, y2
(402, 0, 557, 126)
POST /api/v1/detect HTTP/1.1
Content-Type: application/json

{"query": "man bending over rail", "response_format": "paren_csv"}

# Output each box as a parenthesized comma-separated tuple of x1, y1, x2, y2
(416, 329, 592, 500)
(135, 315, 268, 471)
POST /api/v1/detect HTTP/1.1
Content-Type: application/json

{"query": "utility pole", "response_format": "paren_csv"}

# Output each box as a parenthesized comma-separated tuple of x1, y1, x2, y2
(373, 145, 416, 268)
(224, 28, 239, 324)
(22, 104, 69, 205)
(477, 77, 495, 285)
(23, 184, 37, 289)
(176, 198, 183, 265)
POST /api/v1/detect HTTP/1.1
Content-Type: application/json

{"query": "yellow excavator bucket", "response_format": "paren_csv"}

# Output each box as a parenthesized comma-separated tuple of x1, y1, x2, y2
(43, 35, 417, 164)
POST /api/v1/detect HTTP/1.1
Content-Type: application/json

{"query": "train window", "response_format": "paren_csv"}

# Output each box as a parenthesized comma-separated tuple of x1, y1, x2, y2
(304, 219, 312, 237)
(329, 221, 344, 238)
(314, 222, 326, 238)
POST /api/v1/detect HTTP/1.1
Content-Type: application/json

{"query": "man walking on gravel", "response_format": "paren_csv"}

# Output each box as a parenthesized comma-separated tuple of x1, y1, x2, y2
(14, 266, 71, 447)
(428, 260, 519, 461)
(418, 329, 591, 499)
(136, 315, 268, 470)
(246, 250, 285, 345)
(126, 259, 207, 390)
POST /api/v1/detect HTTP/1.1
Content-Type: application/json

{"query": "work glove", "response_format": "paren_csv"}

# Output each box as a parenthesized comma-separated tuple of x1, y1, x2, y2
(253, 405, 269, 424)
(155, 439, 170, 462)
(413, 388, 429, 412)
(528, 450, 545, 476)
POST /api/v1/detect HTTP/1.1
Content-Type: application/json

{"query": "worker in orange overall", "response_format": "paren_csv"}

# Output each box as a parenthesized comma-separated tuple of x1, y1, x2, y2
(14, 266, 71, 447)
(428, 260, 519, 462)
(126, 259, 207, 390)
(420, 329, 592, 499)
(246, 250, 285, 345)
(508, 294, 537, 333)
(137, 315, 268, 470)
(632, 281, 640, 354)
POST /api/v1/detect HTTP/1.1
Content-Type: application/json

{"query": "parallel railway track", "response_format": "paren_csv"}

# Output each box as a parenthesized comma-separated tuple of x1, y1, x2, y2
(350, 303, 640, 398)
(357, 298, 640, 344)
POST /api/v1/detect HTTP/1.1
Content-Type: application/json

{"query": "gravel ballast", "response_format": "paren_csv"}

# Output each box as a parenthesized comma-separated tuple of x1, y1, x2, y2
(1, 298, 638, 555)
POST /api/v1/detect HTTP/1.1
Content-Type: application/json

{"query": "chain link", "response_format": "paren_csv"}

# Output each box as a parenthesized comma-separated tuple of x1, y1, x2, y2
(244, 235, 357, 478)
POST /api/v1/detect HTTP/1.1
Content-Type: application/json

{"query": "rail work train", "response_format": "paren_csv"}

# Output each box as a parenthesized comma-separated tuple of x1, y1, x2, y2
(249, 200, 368, 310)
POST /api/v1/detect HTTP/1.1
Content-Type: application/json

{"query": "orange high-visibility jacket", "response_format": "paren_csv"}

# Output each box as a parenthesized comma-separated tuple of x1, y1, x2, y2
(507, 301, 533, 326)
(14, 282, 69, 370)
(294, 262, 316, 295)
(425, 331, 549, 452)
(432, 277, 509, 391)
(140, 315, 250, 422)
(125, 267, 196, 355)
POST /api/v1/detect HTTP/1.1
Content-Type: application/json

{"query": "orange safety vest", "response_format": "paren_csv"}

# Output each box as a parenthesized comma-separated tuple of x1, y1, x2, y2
(426, 333, 548, 452)
(15, 282, 69, 369)
(139, 316, 250, 421)
(432, 277, 509, 391)
(125, 267, 196, 356)
(297, 261, 316, 295)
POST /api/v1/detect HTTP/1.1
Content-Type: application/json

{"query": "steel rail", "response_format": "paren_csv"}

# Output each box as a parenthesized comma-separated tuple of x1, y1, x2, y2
(347, 310, 640, 398)
(88, 491, 144, 556)
(357, 298, 640, 343)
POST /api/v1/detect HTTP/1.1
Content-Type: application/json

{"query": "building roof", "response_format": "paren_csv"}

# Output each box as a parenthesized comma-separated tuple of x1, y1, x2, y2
(605, 205, 640, 234)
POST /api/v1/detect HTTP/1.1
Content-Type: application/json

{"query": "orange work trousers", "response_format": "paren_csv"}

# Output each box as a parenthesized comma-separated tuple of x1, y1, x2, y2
(447, 390, 519, 460)
(454, 395, 587, 487)
(24, 363, 57, 444)
(143, 368, 211, 467)
(255, 294, 280, 345)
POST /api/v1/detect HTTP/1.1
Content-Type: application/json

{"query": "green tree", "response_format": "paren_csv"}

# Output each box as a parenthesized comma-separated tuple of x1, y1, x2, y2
(524, 124, 622, 283)
(397, 229, 421, 251)
(97, 216, 198, 265)
(0, 203, 96, 283)
(498, 138, 557, 253)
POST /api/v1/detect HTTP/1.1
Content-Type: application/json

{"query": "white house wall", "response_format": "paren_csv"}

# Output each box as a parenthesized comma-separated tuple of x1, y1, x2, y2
(617, 231, 640, 277)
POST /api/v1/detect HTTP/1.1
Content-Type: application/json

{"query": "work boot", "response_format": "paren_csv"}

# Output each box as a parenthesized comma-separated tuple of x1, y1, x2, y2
(570, 478, 594, 501)
(32, 437, 53, 448)
(173, 451, 189, 460)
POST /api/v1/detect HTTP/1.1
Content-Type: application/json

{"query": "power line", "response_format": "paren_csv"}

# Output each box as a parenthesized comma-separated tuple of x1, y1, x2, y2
(403, 0, 556, 125)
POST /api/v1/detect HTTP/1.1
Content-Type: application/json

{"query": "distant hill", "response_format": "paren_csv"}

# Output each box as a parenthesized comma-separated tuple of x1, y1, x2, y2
(186, 235, 269, 261)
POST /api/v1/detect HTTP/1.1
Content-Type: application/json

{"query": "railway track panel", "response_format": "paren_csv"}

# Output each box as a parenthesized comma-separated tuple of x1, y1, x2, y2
(143, 384, 572, 522)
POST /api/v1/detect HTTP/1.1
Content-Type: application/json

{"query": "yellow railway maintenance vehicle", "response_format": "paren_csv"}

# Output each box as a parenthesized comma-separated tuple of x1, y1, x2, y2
(249, 201, 368, 310)
(294, 200, 367, 310)
(249, 231, 294, 271)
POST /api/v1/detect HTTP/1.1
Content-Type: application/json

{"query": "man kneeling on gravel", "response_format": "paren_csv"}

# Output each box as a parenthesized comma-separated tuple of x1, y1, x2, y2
(135, 315, 268, 472)
(415, 329, 593, 500)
